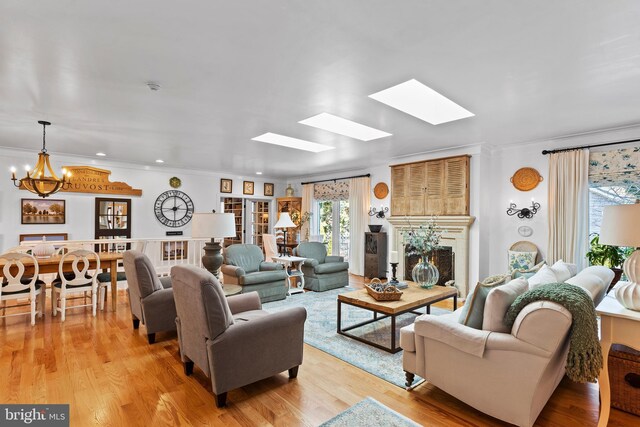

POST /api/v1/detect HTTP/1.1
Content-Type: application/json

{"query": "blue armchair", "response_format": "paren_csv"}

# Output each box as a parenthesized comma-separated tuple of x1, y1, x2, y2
(293, 242, 349, 291)
(221, 244, 288, 302)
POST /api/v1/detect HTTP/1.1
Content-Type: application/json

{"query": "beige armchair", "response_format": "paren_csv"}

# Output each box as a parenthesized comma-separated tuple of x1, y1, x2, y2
(401, 266, 613, 427)
(171, 264, 307, 407)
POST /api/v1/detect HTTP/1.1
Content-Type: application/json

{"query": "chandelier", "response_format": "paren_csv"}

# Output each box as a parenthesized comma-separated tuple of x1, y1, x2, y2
(10, 121, 71, 198)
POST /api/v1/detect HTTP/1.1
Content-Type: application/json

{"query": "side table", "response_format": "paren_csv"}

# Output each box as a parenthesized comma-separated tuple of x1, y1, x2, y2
(596, 288, 640, 427)
(271, 255, 307, 295)
(222, 284, 242, 297)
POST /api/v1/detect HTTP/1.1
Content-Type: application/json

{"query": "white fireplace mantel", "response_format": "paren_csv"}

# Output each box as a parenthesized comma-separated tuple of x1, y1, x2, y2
(386, 215, 475, 297)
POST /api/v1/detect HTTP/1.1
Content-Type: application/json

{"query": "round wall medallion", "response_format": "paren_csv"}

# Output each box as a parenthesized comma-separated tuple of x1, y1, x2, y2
(518, 226, 533, 237)
(373, 182, 389, 199)
(169, 176, 182, 188)
(510, 167, 543, 191)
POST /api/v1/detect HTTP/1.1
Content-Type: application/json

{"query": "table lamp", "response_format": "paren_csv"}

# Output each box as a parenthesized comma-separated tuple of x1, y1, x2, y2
(191, 212, 236, 278)
(274, 212, 296, 256)
(599, 203, 640, 311)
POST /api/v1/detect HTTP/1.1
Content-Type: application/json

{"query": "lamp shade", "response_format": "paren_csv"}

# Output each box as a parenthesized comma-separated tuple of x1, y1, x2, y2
(599, 204, 640, 247)
(274, 212, 296, 229)
(191, 213, 236, 238)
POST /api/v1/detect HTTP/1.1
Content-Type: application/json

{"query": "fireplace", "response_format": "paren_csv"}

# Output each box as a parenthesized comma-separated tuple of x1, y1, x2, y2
(387, 215, 475, 297)
(404, 246, 454, 286)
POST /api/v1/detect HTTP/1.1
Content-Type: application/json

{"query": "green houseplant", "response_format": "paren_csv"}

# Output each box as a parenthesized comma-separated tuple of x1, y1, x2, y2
(585, 233, 625, 289)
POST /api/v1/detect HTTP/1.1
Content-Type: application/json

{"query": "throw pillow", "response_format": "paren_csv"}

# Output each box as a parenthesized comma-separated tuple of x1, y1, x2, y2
(508, 250, 537, 273)
(511, 260, 546, 279)
(548, 259, 574, 282)
(458, 277, 509, 329)
(482, 277, 529, 333)
(527, 265, 558, 289)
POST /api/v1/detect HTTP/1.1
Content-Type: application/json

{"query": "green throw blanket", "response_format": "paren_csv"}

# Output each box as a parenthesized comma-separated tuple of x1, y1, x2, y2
(505, 283, 602, 383)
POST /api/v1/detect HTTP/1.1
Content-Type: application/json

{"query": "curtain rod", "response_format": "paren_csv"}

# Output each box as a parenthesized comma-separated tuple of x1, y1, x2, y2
(542, 137, 640, 155)
(300, 173, 370, 185)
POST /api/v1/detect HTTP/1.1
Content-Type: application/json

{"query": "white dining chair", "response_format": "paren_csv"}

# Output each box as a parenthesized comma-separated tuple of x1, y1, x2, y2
(98, 241, 147, 311)
(0, 252, 46, 325)
(51, 249, 100, 321)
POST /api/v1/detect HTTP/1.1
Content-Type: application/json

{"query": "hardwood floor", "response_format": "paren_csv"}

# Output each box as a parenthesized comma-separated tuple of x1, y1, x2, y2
(1, 278, 637, 426)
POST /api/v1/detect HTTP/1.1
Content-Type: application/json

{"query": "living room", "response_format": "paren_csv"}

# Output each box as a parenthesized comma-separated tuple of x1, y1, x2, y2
(2, 1, 640, 426)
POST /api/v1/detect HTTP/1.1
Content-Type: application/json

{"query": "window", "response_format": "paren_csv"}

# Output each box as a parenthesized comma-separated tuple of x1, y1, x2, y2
(588, 147, 640, 235)
(589, 184, 640, 235)
(317, 200, 350, 260)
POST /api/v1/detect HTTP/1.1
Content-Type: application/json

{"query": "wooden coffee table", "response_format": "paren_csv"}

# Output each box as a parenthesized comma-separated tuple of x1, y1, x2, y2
(337, 283, 457, 353)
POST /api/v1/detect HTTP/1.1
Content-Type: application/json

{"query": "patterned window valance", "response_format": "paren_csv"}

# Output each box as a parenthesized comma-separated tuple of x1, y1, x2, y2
(314, 181, 350, 201)
(589, 147, 640, 187)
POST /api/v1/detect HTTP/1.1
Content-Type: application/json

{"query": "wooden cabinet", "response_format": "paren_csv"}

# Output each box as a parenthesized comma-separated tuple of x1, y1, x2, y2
(390, 155, 469, 216)
(364, 232, 387, 279)
(276, 197, 302, 243)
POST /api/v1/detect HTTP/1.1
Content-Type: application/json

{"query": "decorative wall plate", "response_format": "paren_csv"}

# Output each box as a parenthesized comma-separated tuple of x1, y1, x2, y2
(373, 182, 389, 199)
(510, 167, 543, 191)
(518, 225, 533, 237)
(169, 176, 181, 188)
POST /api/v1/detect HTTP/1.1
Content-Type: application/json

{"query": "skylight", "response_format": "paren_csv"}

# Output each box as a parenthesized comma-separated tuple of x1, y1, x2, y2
(251, 133, 335, 153)
(369, 79, 474, 125)
(298, 113, 391, 141)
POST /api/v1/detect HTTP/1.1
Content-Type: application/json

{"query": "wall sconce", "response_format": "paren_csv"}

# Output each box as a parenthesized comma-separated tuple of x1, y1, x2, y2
(368, 206, 389, 219)
(507, 199, 541, 219)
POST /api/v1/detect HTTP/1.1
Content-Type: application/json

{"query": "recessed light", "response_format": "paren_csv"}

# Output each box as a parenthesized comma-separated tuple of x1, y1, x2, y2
(96, 152, 106, 156)
(299, 113, 391, 141)
(256, 171, 263, 175)
(155, 159, 164, 163)
(369, 79, 474, 125)
(251, 133, 334, 153)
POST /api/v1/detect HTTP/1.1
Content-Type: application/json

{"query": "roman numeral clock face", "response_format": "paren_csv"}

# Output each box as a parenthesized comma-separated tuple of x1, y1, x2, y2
(154, 190, 194, 228)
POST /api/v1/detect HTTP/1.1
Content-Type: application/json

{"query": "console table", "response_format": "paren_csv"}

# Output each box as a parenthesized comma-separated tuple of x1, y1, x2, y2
(596, 288, 640, 427)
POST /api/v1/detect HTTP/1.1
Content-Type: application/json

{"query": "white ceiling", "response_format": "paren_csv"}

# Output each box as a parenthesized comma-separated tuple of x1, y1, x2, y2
(2, 1, 640, 178)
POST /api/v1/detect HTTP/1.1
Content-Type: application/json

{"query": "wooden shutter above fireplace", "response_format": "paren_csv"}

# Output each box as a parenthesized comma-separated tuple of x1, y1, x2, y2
(390, 154, 469, 216)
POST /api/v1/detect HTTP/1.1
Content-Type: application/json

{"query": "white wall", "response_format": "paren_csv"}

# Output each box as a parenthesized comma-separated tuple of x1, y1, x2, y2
(292, 144, 488, 287)
(0, 147, 286, 251)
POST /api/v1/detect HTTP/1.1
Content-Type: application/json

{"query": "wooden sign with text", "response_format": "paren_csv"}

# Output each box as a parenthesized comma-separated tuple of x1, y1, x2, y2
(59, 166, 143, 196)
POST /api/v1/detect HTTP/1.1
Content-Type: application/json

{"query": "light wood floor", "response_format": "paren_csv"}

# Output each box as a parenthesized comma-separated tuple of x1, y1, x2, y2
(0, 276, 637, 426)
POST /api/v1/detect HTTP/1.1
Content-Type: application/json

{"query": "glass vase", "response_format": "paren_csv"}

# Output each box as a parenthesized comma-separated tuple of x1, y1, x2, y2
(412, 258, 439, 289)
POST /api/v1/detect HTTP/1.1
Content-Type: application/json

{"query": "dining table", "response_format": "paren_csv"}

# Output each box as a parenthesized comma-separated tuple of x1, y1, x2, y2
(0, 252, 123, 312)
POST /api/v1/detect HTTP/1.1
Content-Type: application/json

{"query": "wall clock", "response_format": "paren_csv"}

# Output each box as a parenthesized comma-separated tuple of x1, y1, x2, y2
(373, 182, 389, 199)
(154, 190, 194, 228)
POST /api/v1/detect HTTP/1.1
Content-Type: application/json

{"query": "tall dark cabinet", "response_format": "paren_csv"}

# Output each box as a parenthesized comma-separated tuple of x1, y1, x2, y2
(364, 232, 387, 279)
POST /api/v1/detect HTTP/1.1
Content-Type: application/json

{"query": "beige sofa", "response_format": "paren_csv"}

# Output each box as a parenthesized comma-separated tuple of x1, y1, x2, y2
(400, 265, 613, 427)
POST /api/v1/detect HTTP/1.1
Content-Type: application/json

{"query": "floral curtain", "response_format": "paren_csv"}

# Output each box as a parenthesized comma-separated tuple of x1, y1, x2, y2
(314, 181, 350, 201)
(589, 147, 640, 186)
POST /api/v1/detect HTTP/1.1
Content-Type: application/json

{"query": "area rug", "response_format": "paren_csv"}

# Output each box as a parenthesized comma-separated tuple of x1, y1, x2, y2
(319, 397, 422, 427)
(263, 287, 450, 388)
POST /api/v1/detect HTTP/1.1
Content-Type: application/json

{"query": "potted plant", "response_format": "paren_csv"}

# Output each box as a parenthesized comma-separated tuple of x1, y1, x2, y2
(585, 233, 625, 289)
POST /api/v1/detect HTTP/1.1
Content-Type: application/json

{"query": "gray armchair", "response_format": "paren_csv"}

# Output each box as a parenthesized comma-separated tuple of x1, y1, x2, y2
(123, 250, 176, 344)
(293, 242, 349, 291)
(221, 244, 288, 302)
(171, 265, 306, 407)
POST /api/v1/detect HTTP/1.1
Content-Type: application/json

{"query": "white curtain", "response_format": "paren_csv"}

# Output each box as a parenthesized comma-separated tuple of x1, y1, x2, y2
(547, 149, 590, 269)
(301, 184, 316, 242)
(348, 177, 371, 276)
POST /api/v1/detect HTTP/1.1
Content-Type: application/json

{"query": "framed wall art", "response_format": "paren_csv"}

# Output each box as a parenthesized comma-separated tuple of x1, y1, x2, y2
(243, 181, 254, 195)
(21, 199, 66, 225)
(220, 178, 232, 193)
(264, 183, 274, 197)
